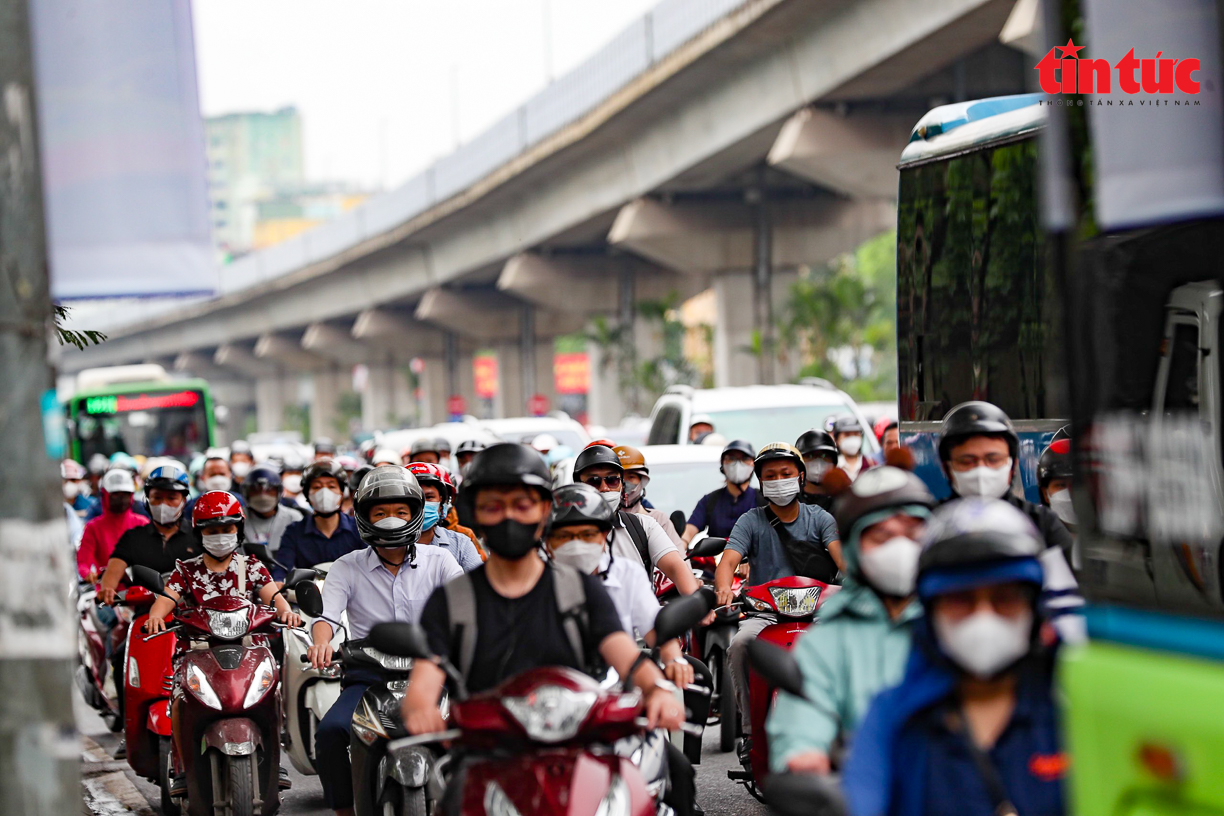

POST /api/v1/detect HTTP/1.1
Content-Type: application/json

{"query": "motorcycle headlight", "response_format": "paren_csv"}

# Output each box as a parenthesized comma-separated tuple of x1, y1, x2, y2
(242, 658, 276, 709)
(362, 645, 413, 672)
(594, 775, 632, 816)
(769, 585, 821, 618)
(745, 595, 772, 612)
(206, 609, 250, 640)
(185, 664, 222, 710)
(502, 685, 596, 743)
(351, 698, 388, 746)
(484, 781, 522, 816)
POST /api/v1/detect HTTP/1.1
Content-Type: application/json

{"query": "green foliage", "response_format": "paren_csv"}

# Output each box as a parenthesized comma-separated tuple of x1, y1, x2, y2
(334, 391, 363, 437)
(53, 304, 107, 350)
(282, 403, 310, 440)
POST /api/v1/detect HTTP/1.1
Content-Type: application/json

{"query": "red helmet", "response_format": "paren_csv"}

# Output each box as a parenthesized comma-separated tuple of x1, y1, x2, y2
(585, 438, 616, 450)
(191, 490, 245, 540)
(406, 462, 453, 502)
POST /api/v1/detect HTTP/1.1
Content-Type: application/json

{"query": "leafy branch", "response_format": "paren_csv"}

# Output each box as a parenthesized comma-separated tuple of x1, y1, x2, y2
(53, 304, 107, 350)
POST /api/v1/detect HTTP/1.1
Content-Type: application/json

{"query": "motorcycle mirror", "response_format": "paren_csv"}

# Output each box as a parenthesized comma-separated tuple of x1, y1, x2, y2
(764, 772, 847, 816)
(687, 536, 728, 559)
(282, 568, 318, 590)
(244, 542, 286, 573)
(295, 582, 324, 619)
(653, 592, 711, 644)
(369, 622, 432, 660)
(669, 510, 686, 537)
(129, 565, 165, 596)
(747, 639, 807, 701)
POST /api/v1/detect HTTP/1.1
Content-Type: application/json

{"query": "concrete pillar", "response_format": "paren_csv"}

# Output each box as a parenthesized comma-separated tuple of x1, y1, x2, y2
(309, 366, 350, 441)
(255, 373, 299, 433)
(361, 358, 413, 431)
(585, 311, 666, 426)
(713, 273, 757, 388)
(494, 342, 522, 419)
(420, 359, 449, 427)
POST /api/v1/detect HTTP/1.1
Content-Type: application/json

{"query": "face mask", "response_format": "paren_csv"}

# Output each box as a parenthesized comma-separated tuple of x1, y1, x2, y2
(149, 502, 183, 526)
(201, 532, 240, 558)
(857, 536, 921, 597)
(951, 460, 1013, 499)
(310, 487, 342, 515)
(62, 482, 80, 500)
(107, 494, 131, 514)
(723, 461, 753, 485)
(231, 461, 252, 479)
(248, 494, 278, 514)
(622, 481, 645, 508)
(1049, 491, 1076, 526)
(421, 501, 442, 532)
(282, 474, 302, 494)
(934, 607, 1033, 678)
(839, 435, 863, 457)
(762, 477, 801, 506)
(203, 475, 231, 492)
(551, 540, 605, 574)
(79, 482, 92, 498)
(600, 491, 622, 511)
(805, 460, 831, 484)
(482, 519, 541, 560)
(373, 517, 408, 531)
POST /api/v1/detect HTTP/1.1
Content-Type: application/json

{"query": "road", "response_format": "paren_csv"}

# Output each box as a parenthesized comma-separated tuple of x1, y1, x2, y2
(77, 692, 768, 816)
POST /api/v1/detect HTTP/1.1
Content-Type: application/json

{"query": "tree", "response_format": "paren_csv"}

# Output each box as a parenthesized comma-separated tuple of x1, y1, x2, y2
(53, 304, 106, 350)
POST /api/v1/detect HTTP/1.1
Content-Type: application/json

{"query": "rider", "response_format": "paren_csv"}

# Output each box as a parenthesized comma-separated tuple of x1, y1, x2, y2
(572, 445, 701, 595)
(1037, 436, 1075, 529)
(614, 444, 686, 549)
(872, 417, 900, 465)
(767, 466, 934, 774)
(313, 437, 337, 462)
(62, 459, 93, 518)
(241, 465, 304, 556)
(274, 459, 364, 581)
(689, 414, 715, 442)
(78, 468, 149, 583)
(401, 442, 685, 736)
(306, 466, 463, 816)
(404, 437, 441, 465)
(844, 499, 1065, 816)
(682, 439, 761, 544)
(715, 443, 841, 762)
(795, 430, 840, 511)
(406, 462, 483, 571)
(454, 438, 485, 480)
(229, 439, 255, 488)
(832, 415, 872, 482)
(280, 453, 310, 511)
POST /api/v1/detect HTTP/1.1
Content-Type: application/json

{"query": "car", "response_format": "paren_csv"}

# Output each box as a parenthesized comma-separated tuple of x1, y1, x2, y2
(476, 414, 590, 453)
(645, 380, 880, 455)
(374, 423, 501, 462)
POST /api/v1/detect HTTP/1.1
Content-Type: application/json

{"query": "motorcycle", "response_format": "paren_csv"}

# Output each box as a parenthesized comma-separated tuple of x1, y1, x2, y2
(75, 578, 129, 731)
(130, 565, 301, 816)
(725, 574, 839, 801)
(372, 591, 712, 816)
(280, 562, 343, 776)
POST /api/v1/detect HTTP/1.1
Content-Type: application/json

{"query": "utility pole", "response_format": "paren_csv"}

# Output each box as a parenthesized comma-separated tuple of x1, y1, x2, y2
(0, 0, 80, 814)
(748, 168, 775, 385)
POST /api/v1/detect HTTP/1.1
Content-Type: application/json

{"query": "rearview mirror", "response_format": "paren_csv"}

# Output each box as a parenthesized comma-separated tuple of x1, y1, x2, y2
(282, 568, 318, 590)
(765, 772, 847, 816)
(669, 510, 686, 537)
(295, 582, 324, 619)
(369, 622, 433, 660)
(653, 591, 711, 644)
(244, 542, 286, 573)
(747, 639, 807, 701)
(129, 565, 165, 596)
(687, 536, 728, 559)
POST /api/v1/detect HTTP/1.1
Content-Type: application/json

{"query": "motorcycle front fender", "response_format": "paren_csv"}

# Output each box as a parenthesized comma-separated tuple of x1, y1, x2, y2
(304, 677, 342, 717)
(202, 718, 262, 756)
(382, 743, 430, 789)
(147, 699, 172, 736)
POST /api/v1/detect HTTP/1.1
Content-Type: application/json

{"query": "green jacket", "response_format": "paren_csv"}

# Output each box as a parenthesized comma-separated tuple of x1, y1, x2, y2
(766, 579, 921, 772)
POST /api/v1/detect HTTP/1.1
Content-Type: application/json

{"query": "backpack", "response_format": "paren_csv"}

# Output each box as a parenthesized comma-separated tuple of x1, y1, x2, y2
(619, 511, 654, 580)
(443, 562, 591, 679)
(763, 506, 839, 583)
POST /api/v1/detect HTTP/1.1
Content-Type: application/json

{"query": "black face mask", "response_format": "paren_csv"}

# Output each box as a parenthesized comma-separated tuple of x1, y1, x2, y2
(107, 494, 131, 514)
(481, 519, 542, 560)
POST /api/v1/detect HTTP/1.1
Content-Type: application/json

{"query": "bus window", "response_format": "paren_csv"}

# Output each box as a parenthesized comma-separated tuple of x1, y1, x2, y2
(72, 387, 210, 461)
(1164, 322, 1201, 412)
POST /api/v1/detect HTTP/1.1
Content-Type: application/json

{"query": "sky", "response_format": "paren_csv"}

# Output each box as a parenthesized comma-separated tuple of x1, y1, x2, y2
(191, 0, 658, 191)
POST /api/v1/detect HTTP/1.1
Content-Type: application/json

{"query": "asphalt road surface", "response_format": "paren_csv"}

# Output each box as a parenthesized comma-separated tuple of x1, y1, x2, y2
(77, 693, 768, 816)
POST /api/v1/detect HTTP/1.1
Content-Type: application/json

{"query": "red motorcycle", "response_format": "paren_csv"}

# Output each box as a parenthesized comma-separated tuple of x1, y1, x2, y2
(131, 566, 288, 816)
(120, 585, 179, 814)
(726, 575, 839, 800)
(75, 579, 128, 731)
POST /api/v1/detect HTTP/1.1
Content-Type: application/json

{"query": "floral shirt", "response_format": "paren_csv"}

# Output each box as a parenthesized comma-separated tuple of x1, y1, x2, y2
(166, 554, 272, 607)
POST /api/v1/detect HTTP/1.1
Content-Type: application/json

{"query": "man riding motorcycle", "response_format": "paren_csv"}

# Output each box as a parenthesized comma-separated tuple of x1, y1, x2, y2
(275, 459, 364, 581)
(241, 465, 304, 556)
(406, 462, 483, 571)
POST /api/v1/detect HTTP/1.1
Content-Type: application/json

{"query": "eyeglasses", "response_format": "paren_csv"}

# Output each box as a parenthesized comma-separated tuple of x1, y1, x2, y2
(547, 530, 606, 546)
(936, 584, 1031, 619)
(580, 474, 622, 489)
(951, 453, 1011, 470)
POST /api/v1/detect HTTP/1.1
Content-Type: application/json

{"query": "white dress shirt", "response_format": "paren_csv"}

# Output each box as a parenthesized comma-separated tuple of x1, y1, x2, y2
(319, 544, 462, 640)
(599, 551, 662, 639)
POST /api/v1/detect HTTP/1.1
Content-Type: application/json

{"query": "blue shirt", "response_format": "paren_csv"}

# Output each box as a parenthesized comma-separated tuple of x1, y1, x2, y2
(274, 512, 364, 580)
(687, 485, 761, 539)
(726, 503, 839, 585)
(428, 526, 483, 572)
(319, 545, 464, 640)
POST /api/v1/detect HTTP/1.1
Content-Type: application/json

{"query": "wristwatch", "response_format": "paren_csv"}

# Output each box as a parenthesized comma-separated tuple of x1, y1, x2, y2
(650, 678, 679, 695)
(663, 656, 689, 668)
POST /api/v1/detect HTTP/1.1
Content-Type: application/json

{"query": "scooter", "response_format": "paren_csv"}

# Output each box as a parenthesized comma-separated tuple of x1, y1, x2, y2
(75, 579, 128, 731)
(280, 562, 343, 776)
(372, 592, 712, 816)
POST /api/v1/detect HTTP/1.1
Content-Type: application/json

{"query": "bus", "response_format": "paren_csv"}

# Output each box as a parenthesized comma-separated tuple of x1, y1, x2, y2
(66, 365, 217, 463)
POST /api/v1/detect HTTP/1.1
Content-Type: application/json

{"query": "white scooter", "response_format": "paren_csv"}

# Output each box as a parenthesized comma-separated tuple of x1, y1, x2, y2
(281, 562, 345, 776)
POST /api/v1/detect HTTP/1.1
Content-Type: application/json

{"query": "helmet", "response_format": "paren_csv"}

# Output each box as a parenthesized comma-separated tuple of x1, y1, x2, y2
(573, 445, 623, 479)
(88, 453, 110, 475)
(230, 440, 253, 457)
(409, 437, 441, 457)
(100, 468, 137, 495)
(313, 437, 336, 456)
(873, 416, 898, 443)
(549, 483, 615, 534)
(240, 466, 282, 498)
(794, 430, 839, 463)
(354, 465, 426, 548)
(407, 462, 454, 502)
(109, 452, 139, 473)
(145, 464, 191, 495)
(690, 413, 714, 428)
(585, 438, 616, 450)
(613, 444, 649, 476)
(281, 452, 306, 472)
(833, 467, 934, 568)
(435, 438, 453, 455)
(830, 415, 863, 435)
(753, 442, 805, 480)
(455, 439, 486, 457)
(916, 498, 1044, 601)
(350, 464, 375, 492)
(938, 401, 1019, 465)
(61, 459, 86, 481)
(1037, 437, 1072, 490)
(719, 440, 756, 475)
(191, 490, 246, 541)
(336, 455, 362, 472)
(456, 442, 554, 520)
(531, 434, 560, 453)
(373, 448, 401, 466)
(302, 459, 348, 494)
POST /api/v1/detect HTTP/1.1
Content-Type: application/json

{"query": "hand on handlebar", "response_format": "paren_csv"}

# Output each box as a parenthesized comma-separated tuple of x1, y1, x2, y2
(715, 586, 736, 609)
(98, 585, 118, 606)
(664, 658, 695, 688)
(403, 700, 447, 736)
(644, 687, 685, 731)
(277, 608, 302, 628)
(307, 643, 333, 669)
(145, 615, 167, 634)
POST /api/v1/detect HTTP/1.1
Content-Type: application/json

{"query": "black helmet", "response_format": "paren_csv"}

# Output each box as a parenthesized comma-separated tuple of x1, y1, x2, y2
(549, 483, 615, 534)
(456, 442, 553, 520)
(916, 498, 1044, 601)
(350, 463, 375, 492)
(302, 458, 348, 494)
(720, 439, 755, 462)
(833, 466, 935, 546)
(354, 465, 425, 548)
(753, 442, 805, 480)
(830, 415, 863, 435)
(1037, 436, 1072, 490)
(313, 437, 336, 455)
(409, 437, 441, 457)
(455, 439, 486, 457)
(795, 429, 839, 463)
(573, 445, 624, 479)
(240, 465, 282, 498)
(938, 401, 1019, 464)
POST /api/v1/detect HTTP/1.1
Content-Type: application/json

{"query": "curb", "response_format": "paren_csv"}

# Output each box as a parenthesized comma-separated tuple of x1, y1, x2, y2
(80, 733, 156, 816)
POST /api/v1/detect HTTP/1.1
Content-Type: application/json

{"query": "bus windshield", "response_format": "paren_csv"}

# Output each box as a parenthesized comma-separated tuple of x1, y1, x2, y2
(72, 387, 210, 461)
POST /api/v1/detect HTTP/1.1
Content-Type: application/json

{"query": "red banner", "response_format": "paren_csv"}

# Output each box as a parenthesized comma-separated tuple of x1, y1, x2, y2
(473, 355, 498, 399)
(554, 352, 589, 395)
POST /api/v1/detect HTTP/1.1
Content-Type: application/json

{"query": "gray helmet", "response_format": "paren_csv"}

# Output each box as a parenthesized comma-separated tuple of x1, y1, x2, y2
(830, 415, 863, 435)
(354, 465, 425, 548)
(917, 498, 1045, 602)
(833, 467, 934, 576)
(409, 437, 441, 456)
(549, 482, 615, 534)
(455, 439, 487, 457)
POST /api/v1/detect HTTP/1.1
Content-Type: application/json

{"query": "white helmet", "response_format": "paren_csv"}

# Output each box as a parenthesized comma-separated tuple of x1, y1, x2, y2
(531, 434, 560, 453)
(100, 468, 137, 494)
(372, 448, 401, 466)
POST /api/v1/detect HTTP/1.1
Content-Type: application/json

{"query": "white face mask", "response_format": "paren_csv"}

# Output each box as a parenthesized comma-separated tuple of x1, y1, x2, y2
(839, 435, 863, 457)
(201, 532, 240, 558)
(551, 540, 605, 574)
(1049, 490, 1076, 525)
(723, 461, 753, 485)
(149, 502, 183, 526)
(282, 474, 302, 494)
(762, 477, 802, 506)
(600, 490, 622, 511)
(934, 607, 1033, 678)
(203, 475, 231, 492)
(248, 494, 278, 514)
(310, 487, 342, 515)
(857, 536, 921, 597)
(373, 517, 408, 531)
(231, 461, 252, 479)
(62, 481, 80, 500)
(951, 460, 1013, 499)
(805, 460, 831, 484)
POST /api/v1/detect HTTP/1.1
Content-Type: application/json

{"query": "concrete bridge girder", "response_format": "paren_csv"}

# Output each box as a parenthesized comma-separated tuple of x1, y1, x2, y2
(414, 289, 585, 342)
(301, 322, 370, 366)
(351, 308, 449, 359)
(768, 108, 916, 200)
(496, 253, 705, 315)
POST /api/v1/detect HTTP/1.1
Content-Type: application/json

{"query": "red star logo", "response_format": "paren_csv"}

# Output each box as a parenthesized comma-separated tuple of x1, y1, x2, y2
(1057, 38, 1085, 59)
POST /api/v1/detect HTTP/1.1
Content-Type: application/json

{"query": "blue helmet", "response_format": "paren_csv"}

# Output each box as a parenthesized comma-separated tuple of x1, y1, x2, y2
(145, 464, 190, 495)
(241, 465, 283, 499)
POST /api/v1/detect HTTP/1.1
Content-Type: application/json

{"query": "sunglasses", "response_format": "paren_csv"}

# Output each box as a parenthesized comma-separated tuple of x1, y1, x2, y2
(581, 474, 623, 489)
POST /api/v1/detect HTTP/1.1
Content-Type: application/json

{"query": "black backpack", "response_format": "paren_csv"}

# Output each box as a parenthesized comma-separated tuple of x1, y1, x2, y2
(619, 511, 654, 580)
